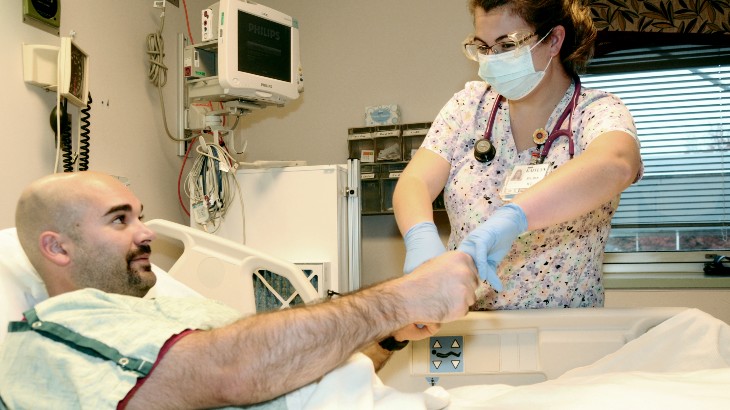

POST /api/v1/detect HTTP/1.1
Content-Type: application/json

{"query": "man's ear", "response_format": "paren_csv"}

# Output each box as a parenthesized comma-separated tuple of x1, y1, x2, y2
(39, 231, 72, 267)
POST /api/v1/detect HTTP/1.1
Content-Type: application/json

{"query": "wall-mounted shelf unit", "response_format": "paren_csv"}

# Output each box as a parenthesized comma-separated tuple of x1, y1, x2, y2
(348, 122, 444, 215)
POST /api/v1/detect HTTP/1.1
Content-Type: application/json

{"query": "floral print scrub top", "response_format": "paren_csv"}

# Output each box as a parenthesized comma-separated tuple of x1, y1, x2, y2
(422, 80, 639, 310)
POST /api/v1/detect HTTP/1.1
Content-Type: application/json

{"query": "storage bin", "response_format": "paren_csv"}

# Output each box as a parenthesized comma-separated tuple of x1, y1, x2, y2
(360, 164, 381, 213)
(401, 122, 431, 161)
(348, 126, 375, 163)
(380, 163, 407, 212)
(373, 125, 402, 162)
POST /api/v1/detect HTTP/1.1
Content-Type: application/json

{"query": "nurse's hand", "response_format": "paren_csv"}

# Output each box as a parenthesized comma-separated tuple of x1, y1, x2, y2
(403, 221, 446, 273)
(457, 203, 527, 292)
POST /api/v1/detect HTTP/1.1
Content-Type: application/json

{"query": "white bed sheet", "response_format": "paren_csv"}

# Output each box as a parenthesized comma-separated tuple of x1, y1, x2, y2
(445, 368, 730, 409)
(444, 308, 730, 409)
(290, 308, 730, 410)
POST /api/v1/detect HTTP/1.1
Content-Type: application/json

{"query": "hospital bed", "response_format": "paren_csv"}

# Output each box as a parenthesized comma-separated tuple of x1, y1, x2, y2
(1, 220, 729, 409)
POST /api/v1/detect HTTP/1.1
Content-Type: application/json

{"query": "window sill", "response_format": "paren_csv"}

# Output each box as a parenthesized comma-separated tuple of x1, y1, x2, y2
(604, 272, 730, 289)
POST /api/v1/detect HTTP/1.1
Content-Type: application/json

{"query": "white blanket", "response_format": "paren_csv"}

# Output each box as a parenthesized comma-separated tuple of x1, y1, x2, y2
(287, 309, 730, 409)
(285, 353, 450, 410)
(446, 368, 730, 409)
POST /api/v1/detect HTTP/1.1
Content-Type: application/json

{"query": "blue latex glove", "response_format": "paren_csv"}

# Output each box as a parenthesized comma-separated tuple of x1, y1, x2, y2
(457, 203, 527, 292)
(403, 221, 446, 274)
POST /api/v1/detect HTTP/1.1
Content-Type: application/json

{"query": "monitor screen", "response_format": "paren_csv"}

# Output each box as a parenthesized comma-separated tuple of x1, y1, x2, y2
(215, 0, 300, 105)
(238, 10, 291, 83)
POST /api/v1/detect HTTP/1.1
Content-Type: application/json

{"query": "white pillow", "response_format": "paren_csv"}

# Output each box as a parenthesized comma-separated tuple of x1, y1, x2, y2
(0, 227, 47, 341)
(0, 227, 201, 342)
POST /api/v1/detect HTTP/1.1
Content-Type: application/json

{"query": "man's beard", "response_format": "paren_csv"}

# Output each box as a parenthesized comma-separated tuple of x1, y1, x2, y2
(72, 242, 156, 296)
(126, 243, 153, 287)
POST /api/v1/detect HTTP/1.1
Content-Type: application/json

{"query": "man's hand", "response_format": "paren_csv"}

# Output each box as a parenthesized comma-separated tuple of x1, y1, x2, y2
(364, 323, 442, 372)
(398, 251, 479, 325)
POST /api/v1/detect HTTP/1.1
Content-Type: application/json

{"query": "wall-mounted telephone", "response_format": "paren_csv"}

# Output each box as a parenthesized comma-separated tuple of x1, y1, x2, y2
(49, 94, 92, 172)
(22, 36, 92, 172)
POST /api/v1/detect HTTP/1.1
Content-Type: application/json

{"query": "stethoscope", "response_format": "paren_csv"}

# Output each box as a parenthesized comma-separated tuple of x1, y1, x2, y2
(474, 78, 582, 164)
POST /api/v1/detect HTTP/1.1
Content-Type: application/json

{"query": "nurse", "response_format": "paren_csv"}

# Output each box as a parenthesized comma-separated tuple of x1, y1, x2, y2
(393, 0, 642, 309)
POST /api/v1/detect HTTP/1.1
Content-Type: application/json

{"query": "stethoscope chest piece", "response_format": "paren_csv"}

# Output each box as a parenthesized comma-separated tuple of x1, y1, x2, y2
(473, 78, 581, 165)
(474, 139, 496, 163)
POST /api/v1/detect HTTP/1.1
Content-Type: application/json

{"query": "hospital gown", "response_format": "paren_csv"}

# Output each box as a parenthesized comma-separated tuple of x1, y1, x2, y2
(0, 288, 286, 409)
(423, 80, 639, 309)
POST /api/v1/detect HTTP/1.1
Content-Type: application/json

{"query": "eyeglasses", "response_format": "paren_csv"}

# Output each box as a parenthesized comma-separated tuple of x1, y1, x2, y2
(463, 31, 538, 61)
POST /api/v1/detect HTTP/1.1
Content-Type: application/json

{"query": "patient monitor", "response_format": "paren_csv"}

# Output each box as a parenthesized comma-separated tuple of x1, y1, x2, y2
(190, 0, 302, 106)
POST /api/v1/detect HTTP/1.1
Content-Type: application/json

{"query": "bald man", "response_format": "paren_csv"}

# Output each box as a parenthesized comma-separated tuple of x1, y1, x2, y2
(1, 172, 479, 409)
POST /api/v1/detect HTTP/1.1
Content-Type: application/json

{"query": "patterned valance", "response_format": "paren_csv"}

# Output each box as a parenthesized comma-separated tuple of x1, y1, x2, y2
(589, 0, 729, 57)
(590, 0, 730, 33)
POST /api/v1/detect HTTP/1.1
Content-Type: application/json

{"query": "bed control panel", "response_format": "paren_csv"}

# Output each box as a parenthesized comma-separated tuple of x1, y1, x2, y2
(428, 336, 464, 373)
(415, 330, 539, 376)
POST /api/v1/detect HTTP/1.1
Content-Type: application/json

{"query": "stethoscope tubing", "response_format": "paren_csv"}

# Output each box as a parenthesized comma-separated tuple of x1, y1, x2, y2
(479, 77, 581, 162)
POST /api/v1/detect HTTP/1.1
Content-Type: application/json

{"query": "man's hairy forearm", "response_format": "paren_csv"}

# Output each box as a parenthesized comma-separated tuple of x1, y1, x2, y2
(244, 286, 402, 395)
(128, 251, 477, 410)
(191, 280, 411, 406)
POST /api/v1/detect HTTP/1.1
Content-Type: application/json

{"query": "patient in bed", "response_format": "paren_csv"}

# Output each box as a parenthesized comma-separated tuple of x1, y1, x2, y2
(0, 171, 480, 409)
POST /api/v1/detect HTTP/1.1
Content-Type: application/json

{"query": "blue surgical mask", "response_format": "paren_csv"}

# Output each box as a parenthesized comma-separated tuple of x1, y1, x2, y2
(477, 32, 553, 100)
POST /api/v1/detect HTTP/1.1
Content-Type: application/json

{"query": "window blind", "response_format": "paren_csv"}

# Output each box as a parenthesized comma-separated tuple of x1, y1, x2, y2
(580, 46, 729, 230)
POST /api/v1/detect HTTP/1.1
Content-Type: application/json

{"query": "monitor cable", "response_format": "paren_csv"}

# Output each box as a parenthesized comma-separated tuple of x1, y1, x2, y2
(185, 133, 240, 233)
(147, 1, 194, 142)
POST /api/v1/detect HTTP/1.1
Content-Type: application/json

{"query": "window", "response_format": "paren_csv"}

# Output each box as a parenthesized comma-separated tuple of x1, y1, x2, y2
(581, 45, 729, 254)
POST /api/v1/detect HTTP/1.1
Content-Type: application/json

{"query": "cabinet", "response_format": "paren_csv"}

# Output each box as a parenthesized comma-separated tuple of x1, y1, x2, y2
(348, 122, 444, 215)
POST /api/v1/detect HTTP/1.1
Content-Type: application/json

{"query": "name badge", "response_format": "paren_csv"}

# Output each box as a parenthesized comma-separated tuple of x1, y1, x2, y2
(500, 163, 551, 201)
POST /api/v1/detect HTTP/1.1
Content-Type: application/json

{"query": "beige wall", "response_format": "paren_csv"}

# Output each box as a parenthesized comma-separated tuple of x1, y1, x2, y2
(5, 1, 724, 316)
(2, 0, 475, 282)
(1, 1, 192, 226)
(2, 1, 202, 267)
(204, 0, 476, 165)
(204, 0, 476, 285)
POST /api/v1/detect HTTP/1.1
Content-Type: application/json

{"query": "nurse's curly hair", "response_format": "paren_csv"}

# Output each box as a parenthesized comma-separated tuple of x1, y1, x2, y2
(468, 0, 596, 75)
